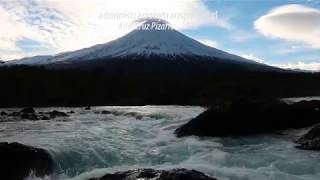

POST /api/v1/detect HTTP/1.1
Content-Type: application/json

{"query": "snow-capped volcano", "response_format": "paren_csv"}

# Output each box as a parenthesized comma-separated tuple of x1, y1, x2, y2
(50, 19, 248, 63)
(6, 19, 256, 65)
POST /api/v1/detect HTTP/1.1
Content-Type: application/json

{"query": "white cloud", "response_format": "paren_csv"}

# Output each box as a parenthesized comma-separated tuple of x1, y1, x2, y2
(273, 61, 320, 72)
(240, 53, 265, 63)
(198, 39, 218, 48)
(0, 0, 231, 60)
(238, 52, 320, 72)
(274, 45, 311, 55)
(255, 4, 320, 48)
(49, 0, 231, 30)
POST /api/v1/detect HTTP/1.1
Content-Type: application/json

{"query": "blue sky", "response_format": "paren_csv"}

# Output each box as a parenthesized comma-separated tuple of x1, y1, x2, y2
(187, 0, 320, 65)
(0, 0, 320, 70)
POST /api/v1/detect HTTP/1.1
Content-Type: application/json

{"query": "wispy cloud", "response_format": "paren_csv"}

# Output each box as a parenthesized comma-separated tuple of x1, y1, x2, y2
(273, 61, 320, 72)
(239, 53, 320, 72)
(274, 44, 316, 55)
(240, 53, 265, 63)
(0, 5, 43, 52)
(0, 0, 230, 60)
(197, 39, 218, 48)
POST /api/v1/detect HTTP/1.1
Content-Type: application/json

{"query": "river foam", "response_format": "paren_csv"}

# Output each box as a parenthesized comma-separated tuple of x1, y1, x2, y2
(0, 106, 319, 180)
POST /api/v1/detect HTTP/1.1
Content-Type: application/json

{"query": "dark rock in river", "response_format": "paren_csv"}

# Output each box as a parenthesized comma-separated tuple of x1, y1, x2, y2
(20, 112, 39, 120)
(88, 168, 217, 180)
(39, 115, 50, 120)
(101, 110, 112, 114)
(47, 110, 68, 119)
(0, 111, 8, 116)
(175, 99, 320, 137)
(19, 107, 38, 120)
(20, 107, 35, 114)
(125, 112, 143, 120)
(96, 110, 144, 120)
(9, 111, 20, 116)
(296, 124, 320, 150)
(0, 142, 54, 180)
(1, 108, 69, 121)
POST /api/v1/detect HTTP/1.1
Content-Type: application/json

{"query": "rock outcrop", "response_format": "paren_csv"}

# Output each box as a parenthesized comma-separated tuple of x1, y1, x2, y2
(88, 168, 217, 180)
(19, 108, 38, 120)
(0, 108, 69, 121)
(175, 99, 320, 137)
(296, 124, 320, 150)
(0, 142, 54, 180)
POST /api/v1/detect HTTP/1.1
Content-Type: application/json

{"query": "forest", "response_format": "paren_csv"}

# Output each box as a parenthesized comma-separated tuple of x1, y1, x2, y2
(0, 64, 319, 107)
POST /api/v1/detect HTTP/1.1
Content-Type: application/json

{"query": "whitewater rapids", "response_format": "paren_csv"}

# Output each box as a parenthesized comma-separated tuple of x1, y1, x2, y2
(0, 106, 319, 180)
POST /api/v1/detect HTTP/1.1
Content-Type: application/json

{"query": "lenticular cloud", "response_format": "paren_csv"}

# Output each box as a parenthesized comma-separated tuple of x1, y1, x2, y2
(255, 4, 320, 48)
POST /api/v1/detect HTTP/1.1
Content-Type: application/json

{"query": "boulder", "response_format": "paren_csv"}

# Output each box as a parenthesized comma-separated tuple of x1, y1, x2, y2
(4, 108, 68, 121)
(85, 106, 91, 110)
(296, 124, 320, 150)
(88, 168, 217, 180)
(125, 112, 143, 120)
(101, 110, 112, 114)
(20, 107, 35, 114)
(0, 111, 8, 116)
(9, 112, 20, 116)
(20, 113, 39, 120)
(0, 142, 54, 180)
(175, 99, 320, 137)
(47, 110, 68, 119)
(39, 115, 50, 120)
(19, 108, 38, 120)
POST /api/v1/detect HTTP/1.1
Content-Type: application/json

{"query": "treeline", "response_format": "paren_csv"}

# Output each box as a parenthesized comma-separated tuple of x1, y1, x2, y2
(0, 65, 320, 107)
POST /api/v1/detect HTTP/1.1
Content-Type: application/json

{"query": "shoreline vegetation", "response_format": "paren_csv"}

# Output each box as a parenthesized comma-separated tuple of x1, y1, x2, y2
(0, 65, 320, 107)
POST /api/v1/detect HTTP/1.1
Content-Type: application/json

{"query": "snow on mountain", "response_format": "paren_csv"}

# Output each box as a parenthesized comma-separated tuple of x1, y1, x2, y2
(5, 19, 255, 65)
(4, 55, 53, 65)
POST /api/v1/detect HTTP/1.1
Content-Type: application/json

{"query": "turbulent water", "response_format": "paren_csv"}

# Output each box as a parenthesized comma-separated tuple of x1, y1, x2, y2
(1, 105, 320, 180)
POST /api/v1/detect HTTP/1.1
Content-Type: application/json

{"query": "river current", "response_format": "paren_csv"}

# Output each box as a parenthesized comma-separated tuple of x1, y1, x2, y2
(0, 105, 319, 180)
